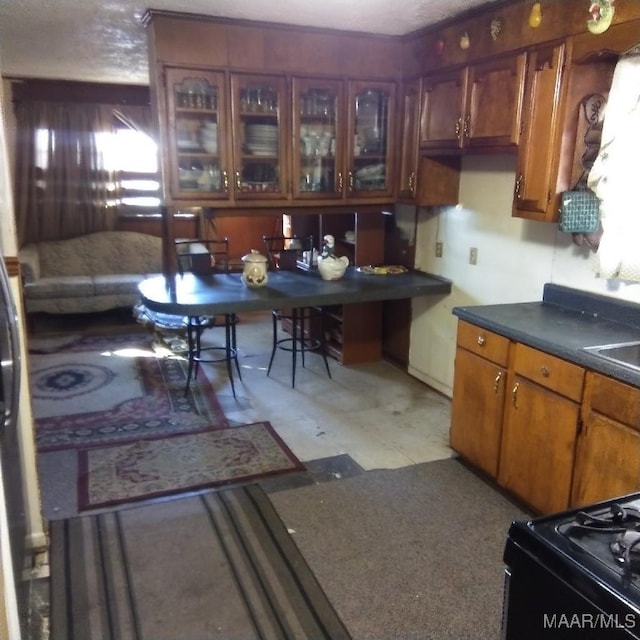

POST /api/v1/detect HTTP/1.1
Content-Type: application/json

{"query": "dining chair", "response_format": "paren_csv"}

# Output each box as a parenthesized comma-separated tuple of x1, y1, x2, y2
(175, 238, 242, 398)
(262, 235, 331, 387)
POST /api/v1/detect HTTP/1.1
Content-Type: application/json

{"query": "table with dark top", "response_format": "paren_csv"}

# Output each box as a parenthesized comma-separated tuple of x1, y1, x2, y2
(138, 267, 452, 319)
(453, 283, 640, 387)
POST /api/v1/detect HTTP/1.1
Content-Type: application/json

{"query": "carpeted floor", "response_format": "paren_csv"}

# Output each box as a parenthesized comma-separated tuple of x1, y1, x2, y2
(50, 457, 529, 640)
(50, 484, 352, 640)
(270, 457, 530, 640)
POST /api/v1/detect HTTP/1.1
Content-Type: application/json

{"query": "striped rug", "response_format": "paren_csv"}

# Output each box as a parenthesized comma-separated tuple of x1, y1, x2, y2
(50, 484, 352, 640)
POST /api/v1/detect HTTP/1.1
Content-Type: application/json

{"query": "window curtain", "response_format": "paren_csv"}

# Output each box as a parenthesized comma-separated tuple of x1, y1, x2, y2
(587, 50, 640, 281)
(13, 101, 117, 246)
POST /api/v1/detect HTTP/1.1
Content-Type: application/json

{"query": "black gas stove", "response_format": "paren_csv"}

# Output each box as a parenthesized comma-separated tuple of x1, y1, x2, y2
(503, 494, 640, 639)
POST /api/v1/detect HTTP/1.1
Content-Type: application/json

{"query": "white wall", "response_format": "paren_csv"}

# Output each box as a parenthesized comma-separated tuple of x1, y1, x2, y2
(408, 153, 640, 397)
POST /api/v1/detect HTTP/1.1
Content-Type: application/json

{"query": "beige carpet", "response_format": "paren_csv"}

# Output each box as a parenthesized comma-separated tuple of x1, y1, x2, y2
(77, 421, 304, 509)
(50, 484, 351, 640)
(270, 458, 530, 640)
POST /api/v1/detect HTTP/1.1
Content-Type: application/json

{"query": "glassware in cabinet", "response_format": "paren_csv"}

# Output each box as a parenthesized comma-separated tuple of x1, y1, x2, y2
(348, 82, 396, 198)
(230, 73, 288, 200)
(165, 68, 230, 199)
(292, 78, 345, 199)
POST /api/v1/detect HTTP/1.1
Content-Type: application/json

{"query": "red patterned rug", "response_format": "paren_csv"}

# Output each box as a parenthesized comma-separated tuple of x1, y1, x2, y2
(29, 333, 229, 452)
(77, 422, 304, 510)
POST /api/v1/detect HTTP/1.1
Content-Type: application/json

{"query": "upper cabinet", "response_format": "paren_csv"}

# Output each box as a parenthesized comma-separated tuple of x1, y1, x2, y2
(292, 78, 344, 200)
(230, 73, 289, 201)
(512, 43, 567, 221)
(166, 68, 231, 200)
(347, 81, 396, 199)
(420, 53, 526, 152)
(397, 78, 422, 202)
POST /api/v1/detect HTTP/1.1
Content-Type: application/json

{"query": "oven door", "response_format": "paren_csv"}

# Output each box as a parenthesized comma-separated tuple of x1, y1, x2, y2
(503, 522, 640, 639)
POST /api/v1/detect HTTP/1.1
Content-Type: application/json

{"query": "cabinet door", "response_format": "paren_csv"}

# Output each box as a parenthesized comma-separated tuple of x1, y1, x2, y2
(450, 348, 507, 478)
(165, 68, 231, 200)
(420, 69, 467, 150)
(572, 412, 640, 508)
(291, 77, 345, 200)
(347, 81, 396, 198)
(230, 73, 289, 201)
(498, 374, 579, 514)
(465, 53, 526, 149)
(397, 78, 422, 202)
(513, 43, 567, 221)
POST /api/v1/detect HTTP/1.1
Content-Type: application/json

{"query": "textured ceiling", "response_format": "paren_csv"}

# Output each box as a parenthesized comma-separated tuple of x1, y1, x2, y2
(0, 0, 498, 85)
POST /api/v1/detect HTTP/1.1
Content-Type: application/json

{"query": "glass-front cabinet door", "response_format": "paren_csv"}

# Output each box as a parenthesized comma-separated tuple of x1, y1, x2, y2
(166, 68, 230, 200)
(347, 81, 396, 198)
(292, 78, 344, 200)
(230, 73, 288, 201)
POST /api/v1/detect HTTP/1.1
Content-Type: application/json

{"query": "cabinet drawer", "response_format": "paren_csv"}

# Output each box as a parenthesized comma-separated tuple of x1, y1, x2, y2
(588, 372, 640, 431)
(513, 343, 585, 402)
(456, 320, 510, 366)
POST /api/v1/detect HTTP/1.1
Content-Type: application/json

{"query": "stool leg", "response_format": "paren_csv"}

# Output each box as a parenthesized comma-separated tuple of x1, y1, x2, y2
(231, 314, 242, 380)
(291, 308, 298, 388)
(185, 319, 197, 395)
(319, 308, 332, 379)
(267, 310, 278, 377)
(224, 318, 236, 398)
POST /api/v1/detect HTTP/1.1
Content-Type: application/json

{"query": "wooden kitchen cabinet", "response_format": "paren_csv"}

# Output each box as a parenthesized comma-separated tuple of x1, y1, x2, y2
(164, 67, 231, 201)
(498, 343, 585, 514)
(450, 320, 510, 478)
(420, 52, 525, 152)
(397, 78, 422, 202)
(571, 372, 640, 507)
(512, 43, 567, 221)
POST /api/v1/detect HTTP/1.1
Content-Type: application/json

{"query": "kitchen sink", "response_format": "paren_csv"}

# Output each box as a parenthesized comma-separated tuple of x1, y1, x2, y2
(583, 341, 640, 371)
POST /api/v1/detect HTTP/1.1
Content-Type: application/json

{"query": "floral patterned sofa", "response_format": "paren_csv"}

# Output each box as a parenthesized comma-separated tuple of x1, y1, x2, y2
(18, 230, 163, 314)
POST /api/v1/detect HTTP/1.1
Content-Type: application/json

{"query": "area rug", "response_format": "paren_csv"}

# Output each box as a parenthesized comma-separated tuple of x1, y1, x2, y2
(77, 421, 304, 510)
(29, 332, 229, 452)
(50, 484, 351, 640)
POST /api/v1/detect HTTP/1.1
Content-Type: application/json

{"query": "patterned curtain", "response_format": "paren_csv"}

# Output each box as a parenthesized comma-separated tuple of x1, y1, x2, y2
(13, 101, 117, 246)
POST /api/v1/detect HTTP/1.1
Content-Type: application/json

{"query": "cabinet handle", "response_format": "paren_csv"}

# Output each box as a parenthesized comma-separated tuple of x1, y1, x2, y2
(463, 115, 470, 140)
(540, 366, 550, 377)
(455, 116, 462, 141)
(512, 382, 519, 408)
(235, 171, 241, 191)
(476, 335, 486, 346)
(514, 174, 523, 199)
(409, 172, 415, 193)
(337, 172, 343, 192)
(222, 170, 229, 193)
(493, 371, 502, 394)
(348, 172, 354, 192)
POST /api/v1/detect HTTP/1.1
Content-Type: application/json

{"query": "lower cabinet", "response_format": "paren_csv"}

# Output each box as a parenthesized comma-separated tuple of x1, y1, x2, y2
(571, 372, 640, 507)
(450, 321, 509, 477)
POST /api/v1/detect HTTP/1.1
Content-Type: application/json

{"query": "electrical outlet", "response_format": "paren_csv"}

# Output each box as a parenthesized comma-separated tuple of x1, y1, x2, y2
(469, 247, 478, 265)
(435, 242, 443, 258)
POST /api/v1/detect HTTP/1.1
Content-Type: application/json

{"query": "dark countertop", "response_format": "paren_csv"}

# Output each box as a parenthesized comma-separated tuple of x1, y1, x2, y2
(138, 267, 452, 317)
(453, 283, 640, 387)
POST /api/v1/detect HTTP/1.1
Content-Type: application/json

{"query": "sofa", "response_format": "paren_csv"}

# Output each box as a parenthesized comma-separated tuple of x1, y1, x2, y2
(19, 230, 163, 314)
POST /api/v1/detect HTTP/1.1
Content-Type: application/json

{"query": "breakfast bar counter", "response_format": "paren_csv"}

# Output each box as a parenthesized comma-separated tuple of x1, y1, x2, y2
(138, 267, 452, 317)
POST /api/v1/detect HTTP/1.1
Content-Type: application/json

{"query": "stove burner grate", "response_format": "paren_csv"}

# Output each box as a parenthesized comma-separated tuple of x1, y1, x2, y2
(610, 530, 640, 580)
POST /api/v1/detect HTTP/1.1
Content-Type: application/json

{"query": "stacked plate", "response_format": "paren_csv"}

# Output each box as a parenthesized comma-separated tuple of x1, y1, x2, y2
(200, 122, 218, 154)
(245, 124, 278, 156)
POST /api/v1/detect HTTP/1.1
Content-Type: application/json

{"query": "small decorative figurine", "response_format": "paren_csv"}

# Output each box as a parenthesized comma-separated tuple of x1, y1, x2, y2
(317, 235, 349, 281)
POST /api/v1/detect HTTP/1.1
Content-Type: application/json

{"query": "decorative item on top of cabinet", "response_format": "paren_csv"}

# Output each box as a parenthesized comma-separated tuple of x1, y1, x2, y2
(497, 342, 585, 515)
(165, 68, 230, 201)
(571, 372, 640, 508)
(450, 320, 510, 479)
(420, 52, 526, 152)
(347, 81, 396, 200)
